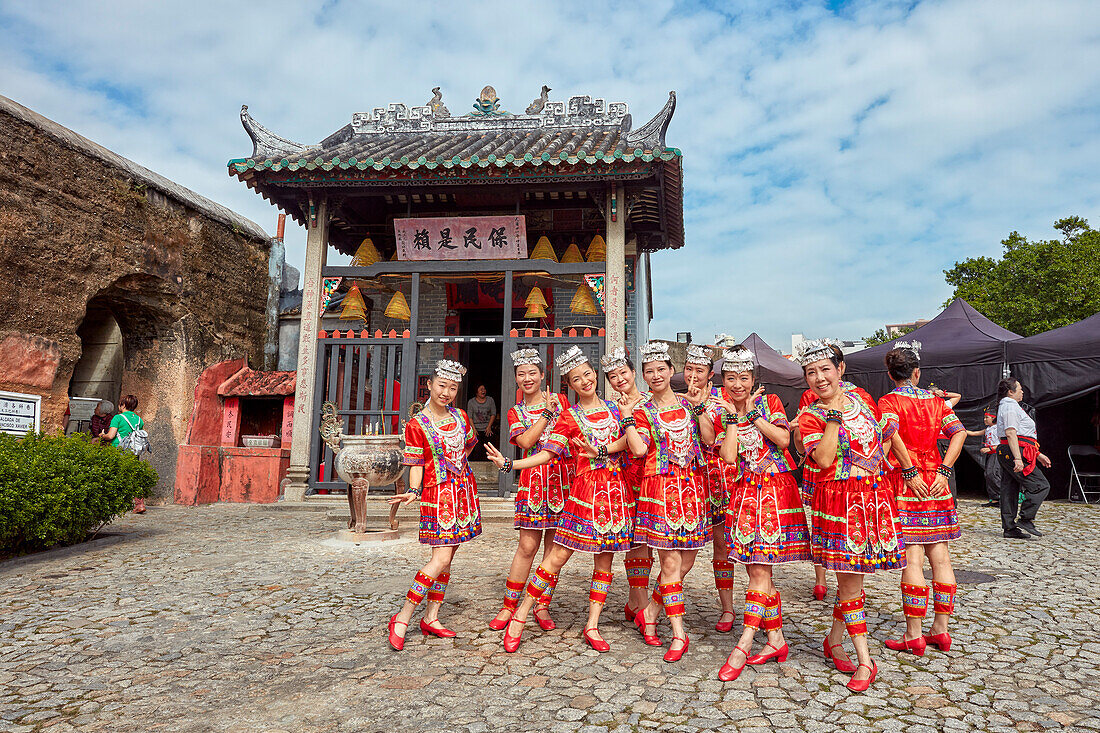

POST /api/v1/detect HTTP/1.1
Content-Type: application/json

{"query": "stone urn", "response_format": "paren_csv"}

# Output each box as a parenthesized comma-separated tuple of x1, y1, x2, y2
(319, 402, 405, 534)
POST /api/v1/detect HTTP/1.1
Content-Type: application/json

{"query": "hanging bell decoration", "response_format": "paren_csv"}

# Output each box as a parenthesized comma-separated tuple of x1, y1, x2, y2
(570, 282, 599, 315)
(561, 242, 584, 263)
(351, 237, 382, 267)
(530, 236, 558, 262)
(524, 286, 549, 319)
(384, 290, 411, 321)
(340, 283, 369, 324)
(586, 234, 606, 262)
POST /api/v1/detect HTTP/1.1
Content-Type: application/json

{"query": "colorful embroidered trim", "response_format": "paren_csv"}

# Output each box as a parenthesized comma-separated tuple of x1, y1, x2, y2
(902, 582, 929, 619)
(650, 572, 664, 606)
(932, 581, 957, 616)
(406, 571, 435, 605)
(744, 589, 769, 629)
(426, 572, 450, 603)
(660, 581, 686, 618)
(625, 557, 653, 589)
(526, 565, 558, 601)
(589, 571, 614, 605)
(839, 595, 868, 637)
(763, 591, 783, 632)
(502, 579, 524, 611)
(539, 574, 557, 606)
(712, 560, 737, 591)
(639, 397, 702, 474)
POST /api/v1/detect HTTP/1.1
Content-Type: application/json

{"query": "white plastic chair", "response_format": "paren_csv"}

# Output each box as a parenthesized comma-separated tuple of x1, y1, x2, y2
(1067, 445, 1100, 504)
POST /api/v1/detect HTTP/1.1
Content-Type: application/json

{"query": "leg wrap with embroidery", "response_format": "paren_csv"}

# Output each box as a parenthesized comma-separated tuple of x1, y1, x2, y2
(538, 572, 558, 607)
(406, 571, 436, 606)
(744, 589, 769, 629)
(589, 571, 614, 605)
(426, 572, 449, 604)
(713, 560, 736, 591)
(526, 566, 558, 602)
(839, 594, 868, 637)
(660, 582, 685, 618)
(932, 581, 957, 616)
(625, 557, 653, 590)
(651, 573, 664, 606)
(762, 591, 783, 632)
(833, 590, 865, 621)
(502, 579, 524, 611)
(901, 582, 929, 618)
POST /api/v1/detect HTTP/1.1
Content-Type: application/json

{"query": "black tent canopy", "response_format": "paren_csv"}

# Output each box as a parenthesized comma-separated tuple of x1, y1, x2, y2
(1006, 312, 1100, 408)
(844, 299, 1021, 408)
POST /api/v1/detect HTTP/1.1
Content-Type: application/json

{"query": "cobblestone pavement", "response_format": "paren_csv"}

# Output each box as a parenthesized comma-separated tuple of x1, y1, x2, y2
(2, 499, 1099, 733)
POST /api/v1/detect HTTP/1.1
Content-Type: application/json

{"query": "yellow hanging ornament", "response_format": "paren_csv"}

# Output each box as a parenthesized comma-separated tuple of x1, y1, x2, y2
(530, 236, 558, 262)
(586, 234, 606, 262)
(524, 287, 549, 319)
(570, 283, 598, 315)
(351, 237, 382, 267)
(384, 291, 411, 321)
(561, 242, 584, 263)
(340, 284, 368, 324)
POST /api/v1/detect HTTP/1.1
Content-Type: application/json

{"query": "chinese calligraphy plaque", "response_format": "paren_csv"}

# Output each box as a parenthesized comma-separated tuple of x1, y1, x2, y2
(394, 216, 526, 260)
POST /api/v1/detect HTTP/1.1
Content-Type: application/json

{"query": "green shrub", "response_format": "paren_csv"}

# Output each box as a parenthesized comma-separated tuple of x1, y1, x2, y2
(0, 432, 158, 554)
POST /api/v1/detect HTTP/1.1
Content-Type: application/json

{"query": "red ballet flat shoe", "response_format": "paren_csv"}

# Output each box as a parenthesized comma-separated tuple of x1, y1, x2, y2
(714, 611, 736, 633)
(813, 584, 827, 601)
(488, 608, 513, 631)
(583, 627, 611, 653)
(624, 603, 637, 622)
(663, 634, 690, 663)
(747, 642, 789, 665)
(502, 618, 524, 653)
(923, 631, 952, 652)
(846, 661, 877, 692)
(388, 614, 407, 651)
(718, 645, 751, 682)
(533, 606, 556, 631)
(884, 635, 926, 656)
(823, 637, 857, 673)
(420, 619, 456, 638)
(633, 610, 662, 646)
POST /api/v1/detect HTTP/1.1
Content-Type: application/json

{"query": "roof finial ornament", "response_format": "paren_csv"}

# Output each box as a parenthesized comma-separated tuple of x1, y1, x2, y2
(427, 86, 450, 118)
(239, 105, 307, 159)
(470, 85, 505, 116)
(526, 85, 551, 115)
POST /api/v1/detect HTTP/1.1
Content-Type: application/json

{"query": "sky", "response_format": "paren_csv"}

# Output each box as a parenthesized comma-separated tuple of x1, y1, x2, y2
(3, 0, 1099, 349)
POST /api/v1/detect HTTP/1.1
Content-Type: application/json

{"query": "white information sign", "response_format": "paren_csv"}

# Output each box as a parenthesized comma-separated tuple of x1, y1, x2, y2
(0, 391, 41, 436)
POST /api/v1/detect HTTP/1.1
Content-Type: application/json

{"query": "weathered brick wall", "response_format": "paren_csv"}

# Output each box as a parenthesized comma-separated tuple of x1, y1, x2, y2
(0, 106, 271, 500)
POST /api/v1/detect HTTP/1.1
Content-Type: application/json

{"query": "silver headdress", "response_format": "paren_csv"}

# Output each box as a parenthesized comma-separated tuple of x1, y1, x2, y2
(434, 359, 467, 382)
(685, 343, 714, 367)
(721, 347, 756, 373)
(600, 347, 629, 373)
(894, 340, 922, 356)
(639, 340, 671, 365)
(794, 338, 839, 367)
(555, 345, 590, 375)
(510, 348, 542, 367)
(714, 333, 738, 349)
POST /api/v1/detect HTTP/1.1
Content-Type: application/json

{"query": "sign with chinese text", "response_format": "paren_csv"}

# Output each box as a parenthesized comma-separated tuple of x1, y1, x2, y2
(394, 216, 526, 261)
(0, 391, 40, 435)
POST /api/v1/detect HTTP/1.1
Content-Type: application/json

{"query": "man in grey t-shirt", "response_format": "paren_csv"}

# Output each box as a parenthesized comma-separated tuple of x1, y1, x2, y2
(466, 384, 497, 460)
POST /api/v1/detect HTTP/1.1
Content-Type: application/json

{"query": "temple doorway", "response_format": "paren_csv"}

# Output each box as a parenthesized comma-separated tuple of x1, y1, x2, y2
(69, 300, 124, 403)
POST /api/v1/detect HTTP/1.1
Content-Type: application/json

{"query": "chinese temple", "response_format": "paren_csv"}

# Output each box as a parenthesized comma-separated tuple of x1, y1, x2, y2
(229, 85, 685, 498)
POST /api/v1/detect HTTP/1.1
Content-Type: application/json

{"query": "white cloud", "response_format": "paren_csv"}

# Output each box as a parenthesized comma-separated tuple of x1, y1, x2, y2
(2, 0, 1098, 348)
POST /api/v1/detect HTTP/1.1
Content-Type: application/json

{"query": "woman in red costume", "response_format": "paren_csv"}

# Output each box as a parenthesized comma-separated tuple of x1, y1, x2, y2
(714, 347, 812, 681)
(625, 341, 715, 662)
(387, 359, 480, 650)
(485, 346, 634, 653)
(793, 345, 877, 602)
(877, 343, 966, 656)
(683, 342, 740, 633)
(602, 348, 656, 623)
(796, 339, 906, 692)
(489, 348, 574, 633)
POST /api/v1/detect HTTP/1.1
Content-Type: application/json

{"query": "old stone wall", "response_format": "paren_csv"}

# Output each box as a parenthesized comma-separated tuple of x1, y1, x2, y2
(0, 104, 271, 500)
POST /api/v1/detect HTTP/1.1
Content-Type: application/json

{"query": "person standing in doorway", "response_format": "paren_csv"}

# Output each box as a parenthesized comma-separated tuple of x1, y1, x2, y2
(467, 384, 498, 461)
(99, 394, 147, 514)
(90, 400, 115, 444)
(995, 378, 1051, 539)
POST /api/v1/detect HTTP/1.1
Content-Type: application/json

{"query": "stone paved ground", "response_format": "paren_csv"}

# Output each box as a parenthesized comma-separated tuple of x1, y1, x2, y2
(2, 499, 1100, 733)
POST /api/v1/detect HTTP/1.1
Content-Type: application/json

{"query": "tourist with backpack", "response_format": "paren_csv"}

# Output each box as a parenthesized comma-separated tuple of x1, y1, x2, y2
(99, 394, 151, 513)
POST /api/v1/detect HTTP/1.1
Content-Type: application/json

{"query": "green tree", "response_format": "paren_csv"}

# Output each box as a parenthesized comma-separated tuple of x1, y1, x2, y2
(864, 325, 915, 347)
(943, 217, 1100, 336)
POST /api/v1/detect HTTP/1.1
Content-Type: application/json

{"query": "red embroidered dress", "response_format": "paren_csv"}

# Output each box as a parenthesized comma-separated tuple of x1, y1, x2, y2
(632, 398, 711, 550)
(798, 396, 905, 574)
(402, 408, 481, 546)
(702, 386, 740, 528)
(544, 401, 635, 553)
(798, 383, 879, 505)
(718, 393, 811, 565)
(507, 393, 575, 530)
(877, 385, 964, 544)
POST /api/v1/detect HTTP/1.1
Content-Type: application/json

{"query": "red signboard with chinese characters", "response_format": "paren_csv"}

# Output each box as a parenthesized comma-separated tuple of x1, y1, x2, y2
(394, 216, 527, 260)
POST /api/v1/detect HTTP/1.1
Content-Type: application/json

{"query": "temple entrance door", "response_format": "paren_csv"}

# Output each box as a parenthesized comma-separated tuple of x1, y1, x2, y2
(457, 309, 509, 471)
